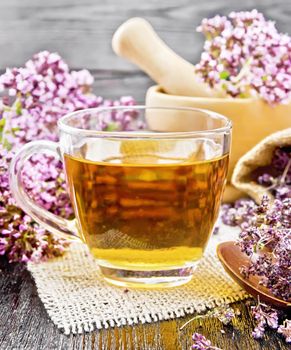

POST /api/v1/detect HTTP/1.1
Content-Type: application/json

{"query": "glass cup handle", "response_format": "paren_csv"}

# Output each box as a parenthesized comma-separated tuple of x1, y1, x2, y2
(9, 140, 81, 242)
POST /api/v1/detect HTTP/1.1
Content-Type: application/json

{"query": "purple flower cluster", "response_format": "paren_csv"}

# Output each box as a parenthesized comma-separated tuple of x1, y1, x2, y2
(0, 51, 98, 146)
(221, 146, 291, 227)
(0, 51, 139, 263)
(221, 198, 256, 227)
(195, 10, 291, 104)
(192, 333, 222, 350)
(187, 300, 289, 345)
(251, 302, 279, 339)
(237, 196, 290, 301)
(21, 155, 73, 218)
(251, 301, 291, 343)
(222, 193, 290, 342)
(278, 320, 291, 343)
(0, 50, 139, 146)
(0, 145, 69, 262)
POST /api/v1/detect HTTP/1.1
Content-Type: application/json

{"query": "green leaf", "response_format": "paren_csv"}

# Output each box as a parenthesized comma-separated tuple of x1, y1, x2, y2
(219, 71, 230, 80)
(2, 138, 12, 151)
(14, 99, 22, 115)
(238, 92, 248, 98)
(11, 127, 20, 133)
(0, 118, 6, 130)
(105, 122, 119, 131)
(0, 119, 5, 143)
(3, 105, 11, 112)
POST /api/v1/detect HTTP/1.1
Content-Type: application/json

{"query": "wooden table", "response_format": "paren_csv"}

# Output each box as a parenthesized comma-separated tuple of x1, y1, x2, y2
(0, 70, 289, 350)
(0, 254, 288, 350)
(0, 1, 290, 349)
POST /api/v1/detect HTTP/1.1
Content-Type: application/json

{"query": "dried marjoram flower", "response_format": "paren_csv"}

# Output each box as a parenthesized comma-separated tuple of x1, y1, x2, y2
(278, 320, 291, 343)
(180, 305, 235, 330)
(257, 147, 291, 200)
(221, 198, 256, 227)
(237, 196, 290, 301)
(222, 189, 290, 343)
(251, 302, 279, 339)
(192, 333, 222, 350)
(249, 298, 291, 342)
(221, 146, 291, 229)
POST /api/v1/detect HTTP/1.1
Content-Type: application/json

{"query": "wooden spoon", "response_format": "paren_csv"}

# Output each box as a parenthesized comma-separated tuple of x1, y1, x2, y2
(112, 17, 224, 98)
(217, 241, 290, 309)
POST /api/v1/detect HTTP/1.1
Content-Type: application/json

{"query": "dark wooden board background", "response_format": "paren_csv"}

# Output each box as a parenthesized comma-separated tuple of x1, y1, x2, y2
(0, 0, 290, 101)
(0, 259, 289, 350)
(0, 1, 290, 349)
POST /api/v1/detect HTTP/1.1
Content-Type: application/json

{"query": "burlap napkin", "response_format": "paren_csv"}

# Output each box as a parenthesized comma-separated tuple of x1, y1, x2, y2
(27, 224, 248, 334)
(232, 128, 291, 203)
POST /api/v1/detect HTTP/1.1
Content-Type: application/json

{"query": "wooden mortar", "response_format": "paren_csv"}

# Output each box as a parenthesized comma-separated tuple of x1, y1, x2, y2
(113, 18, 291, 201)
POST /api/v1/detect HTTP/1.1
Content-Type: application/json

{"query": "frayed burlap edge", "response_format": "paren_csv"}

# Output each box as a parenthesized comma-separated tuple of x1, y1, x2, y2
(28, 226, 248, 335)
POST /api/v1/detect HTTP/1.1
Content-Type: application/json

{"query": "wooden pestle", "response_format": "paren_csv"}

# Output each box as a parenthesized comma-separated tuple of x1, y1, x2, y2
(112, 17, 224, 98)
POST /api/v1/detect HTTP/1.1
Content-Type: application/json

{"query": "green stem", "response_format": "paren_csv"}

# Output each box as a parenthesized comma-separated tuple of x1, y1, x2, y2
(1, 97, 21, 148)
(1, 106, 12, 146)
(279, 158, 291, 185)
(231, 57, 253, 84)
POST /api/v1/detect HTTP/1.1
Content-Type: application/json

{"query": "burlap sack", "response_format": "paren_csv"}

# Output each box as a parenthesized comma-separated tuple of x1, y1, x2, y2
(231, 128, 291, 204)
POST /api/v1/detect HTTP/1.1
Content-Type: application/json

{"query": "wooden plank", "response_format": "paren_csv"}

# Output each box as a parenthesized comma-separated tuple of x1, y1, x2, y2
(91, 70, 152, 102)
(0, 257, 289, 350)
(0, 1, 290, 349)
(0, 0, 289, 71)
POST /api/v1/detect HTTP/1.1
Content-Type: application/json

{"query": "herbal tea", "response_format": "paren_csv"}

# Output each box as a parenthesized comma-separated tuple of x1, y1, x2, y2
(64, 151, 228, 270)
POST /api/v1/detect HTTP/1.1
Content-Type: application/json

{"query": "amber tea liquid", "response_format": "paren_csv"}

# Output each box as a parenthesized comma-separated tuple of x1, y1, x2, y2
(64, 152, 228, 271)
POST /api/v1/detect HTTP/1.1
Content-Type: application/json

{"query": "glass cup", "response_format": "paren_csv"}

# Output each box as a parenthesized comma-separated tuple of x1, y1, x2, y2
(10, 106, 231, 288)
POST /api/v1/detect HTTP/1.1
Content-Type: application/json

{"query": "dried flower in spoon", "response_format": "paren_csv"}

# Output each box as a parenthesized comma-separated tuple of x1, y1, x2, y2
(221, 169, 290, 343)
(237, 195, 290, 301)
